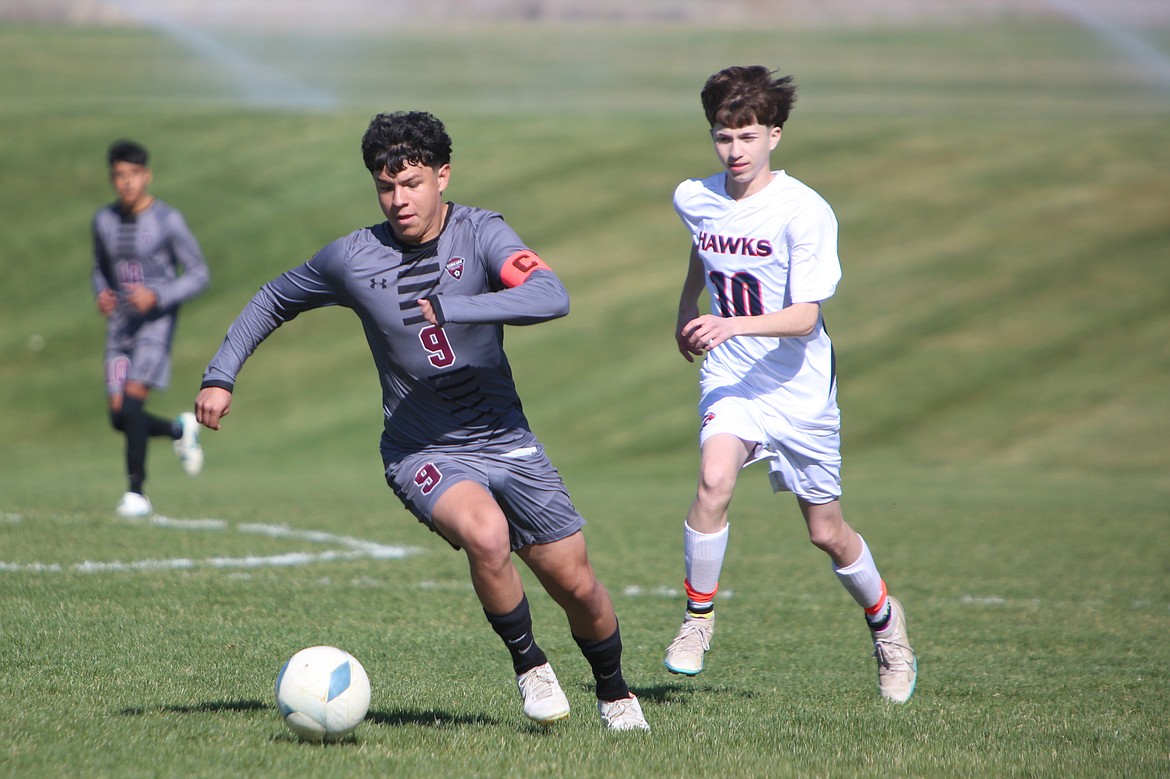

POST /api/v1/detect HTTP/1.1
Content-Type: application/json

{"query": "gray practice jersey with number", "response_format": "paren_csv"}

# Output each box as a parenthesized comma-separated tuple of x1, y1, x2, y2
(91, 199, 211, 326)
(202, 203, 569, 456)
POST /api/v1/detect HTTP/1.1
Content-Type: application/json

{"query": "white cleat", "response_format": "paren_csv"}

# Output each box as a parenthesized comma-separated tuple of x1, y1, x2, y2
(664, 612, 715, 676)
(516, 662, 570, 723)
(598, 694, 650, 731)
(115, 491, 152, 518)
(872, 596, 918, 703)
(173, 411, 203, 477)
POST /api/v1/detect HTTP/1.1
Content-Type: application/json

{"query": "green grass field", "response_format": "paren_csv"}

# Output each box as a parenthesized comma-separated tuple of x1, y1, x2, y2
(1, 14, 1169, 778)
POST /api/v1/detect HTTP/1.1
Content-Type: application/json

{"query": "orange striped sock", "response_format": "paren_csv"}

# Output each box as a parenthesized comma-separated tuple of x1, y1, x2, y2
(864, 580, 891, 630)
(684, 578, 717, 617)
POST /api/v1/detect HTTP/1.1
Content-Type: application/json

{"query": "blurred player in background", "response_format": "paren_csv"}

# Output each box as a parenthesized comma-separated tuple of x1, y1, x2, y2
(194, 111, 649, 731)
(664, 66, 918, 702)
(92, 139, 209, 518)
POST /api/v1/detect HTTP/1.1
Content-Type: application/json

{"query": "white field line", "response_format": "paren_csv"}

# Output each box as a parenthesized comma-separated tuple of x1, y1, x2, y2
(0, 513, 420, 574)
(622, 585, 734, 600)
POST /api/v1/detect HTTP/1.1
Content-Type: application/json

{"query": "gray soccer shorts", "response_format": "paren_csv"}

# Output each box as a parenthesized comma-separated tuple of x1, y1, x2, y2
(104, 315, 176, 394)
(383, 442, 586, 551)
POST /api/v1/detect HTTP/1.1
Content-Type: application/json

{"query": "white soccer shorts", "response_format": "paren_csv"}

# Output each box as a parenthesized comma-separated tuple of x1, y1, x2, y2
(698, 393, 842, 504)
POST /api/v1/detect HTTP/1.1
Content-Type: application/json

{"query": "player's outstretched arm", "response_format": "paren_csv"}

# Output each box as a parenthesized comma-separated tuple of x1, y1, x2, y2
(195, 386, 232, 430)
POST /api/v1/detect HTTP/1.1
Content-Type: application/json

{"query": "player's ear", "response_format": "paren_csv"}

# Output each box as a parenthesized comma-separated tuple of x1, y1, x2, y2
(436, 163, 451, 193)
(769, 126, 782, 150)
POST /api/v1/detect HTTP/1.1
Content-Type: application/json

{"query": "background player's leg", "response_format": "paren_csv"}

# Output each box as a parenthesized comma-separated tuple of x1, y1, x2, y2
(687, 433, 753, 533)
(800, 498, 917, 702)
(121, 381, 152, 496)
(799, 498, 862, 569)
(665, 433, 752, 675)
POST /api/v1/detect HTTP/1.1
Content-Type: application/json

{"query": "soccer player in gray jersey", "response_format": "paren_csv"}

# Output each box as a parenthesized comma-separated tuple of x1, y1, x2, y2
(194, 111, 649, 731)
(93, 139, 209, 519)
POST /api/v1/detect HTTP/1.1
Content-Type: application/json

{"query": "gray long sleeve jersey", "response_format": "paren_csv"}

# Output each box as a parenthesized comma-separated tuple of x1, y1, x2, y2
(92, 199, 211, 317)
(202, 203, 569, 455)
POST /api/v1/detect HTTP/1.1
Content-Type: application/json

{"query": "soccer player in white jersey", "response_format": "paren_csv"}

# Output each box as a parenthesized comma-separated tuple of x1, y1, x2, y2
(92, 140, 209, 518)
(194, 112, 648, 730)
(663, 66, 917, 702)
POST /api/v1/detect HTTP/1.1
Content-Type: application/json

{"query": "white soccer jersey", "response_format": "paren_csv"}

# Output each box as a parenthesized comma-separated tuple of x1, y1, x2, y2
(674, 170, 842, 426)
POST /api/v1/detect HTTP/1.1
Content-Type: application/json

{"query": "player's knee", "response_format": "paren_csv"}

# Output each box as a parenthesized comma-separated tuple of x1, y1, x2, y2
(807, 523, 848, 557)
(458, 522, 513, 571)
(109, 409, 125, 432)
(551, 572, 610, 624)
(559, 567, 603, 604)
(696, 467, 736, 508)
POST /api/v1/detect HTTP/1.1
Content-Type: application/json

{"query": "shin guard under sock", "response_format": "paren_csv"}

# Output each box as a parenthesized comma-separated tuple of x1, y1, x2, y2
(574, 626, 630, 702)
(484, 594, 548, 676)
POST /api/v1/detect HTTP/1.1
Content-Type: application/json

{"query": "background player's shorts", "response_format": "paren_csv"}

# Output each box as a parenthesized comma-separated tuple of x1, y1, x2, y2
(104, 316, 176, 394)
(383, 442, 586, 551)
(699, 393, 842, 504)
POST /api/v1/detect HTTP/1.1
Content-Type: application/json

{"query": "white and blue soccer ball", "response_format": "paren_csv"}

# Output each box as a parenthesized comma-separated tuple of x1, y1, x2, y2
(276, 645, 371, 743)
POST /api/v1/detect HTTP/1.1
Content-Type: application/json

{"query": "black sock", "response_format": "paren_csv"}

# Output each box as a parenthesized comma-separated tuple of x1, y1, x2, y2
(574, 625, 630, 703)
(121, 396, 148, 494)
(149, 414, 179, 438)
(484, 594, 548, 676)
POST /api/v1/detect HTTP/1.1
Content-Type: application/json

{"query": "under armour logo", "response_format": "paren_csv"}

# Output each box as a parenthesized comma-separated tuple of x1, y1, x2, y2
(369, 278, 388, 289)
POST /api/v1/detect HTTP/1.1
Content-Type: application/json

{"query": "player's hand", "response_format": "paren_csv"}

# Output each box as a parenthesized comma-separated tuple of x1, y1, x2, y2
(125, 284, 158, 314)
(682, 314, 736, 358)
(195, 387, 232, 430)
(417, 297, 438, 326)
(676, 304, 703, 362)
(96, 288, 119, 317)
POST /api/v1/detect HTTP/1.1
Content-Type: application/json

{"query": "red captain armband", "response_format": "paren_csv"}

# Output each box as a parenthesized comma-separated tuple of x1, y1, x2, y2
(499, 250, 552, 288)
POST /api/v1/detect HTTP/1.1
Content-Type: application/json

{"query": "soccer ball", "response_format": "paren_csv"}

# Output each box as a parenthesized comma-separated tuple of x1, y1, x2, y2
(275, 645, 371, 743)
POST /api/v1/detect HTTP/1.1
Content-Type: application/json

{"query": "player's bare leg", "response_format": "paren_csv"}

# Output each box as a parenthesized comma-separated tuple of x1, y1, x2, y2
(431, 481, 524, 612)
(798, 498, 861, 567)
(430, 481, 569, 723)
(665, 434, 753, 675)
(686, 433, 754, 533)
(520, 533, 649, 730)
(801, 498, 918, 702)
(518, 531, 614, 639)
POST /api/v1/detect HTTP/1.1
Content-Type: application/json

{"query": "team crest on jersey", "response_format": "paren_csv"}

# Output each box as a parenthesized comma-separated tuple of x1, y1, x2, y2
(445, 257, 465, 279)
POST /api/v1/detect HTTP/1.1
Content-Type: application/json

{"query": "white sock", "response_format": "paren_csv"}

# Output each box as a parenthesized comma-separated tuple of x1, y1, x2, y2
(684, 521, 729, 609)
(833, 535, 889, 625)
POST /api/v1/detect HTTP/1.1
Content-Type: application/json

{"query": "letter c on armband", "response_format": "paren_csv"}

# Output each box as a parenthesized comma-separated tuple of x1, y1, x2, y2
(499, 250, 551, 288)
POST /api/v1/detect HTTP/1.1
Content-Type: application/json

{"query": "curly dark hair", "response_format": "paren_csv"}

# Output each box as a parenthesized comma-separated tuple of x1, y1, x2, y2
(108, 139, 149, 167)
(700, 66, 797, 129)
(361, 111, 453, 175)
